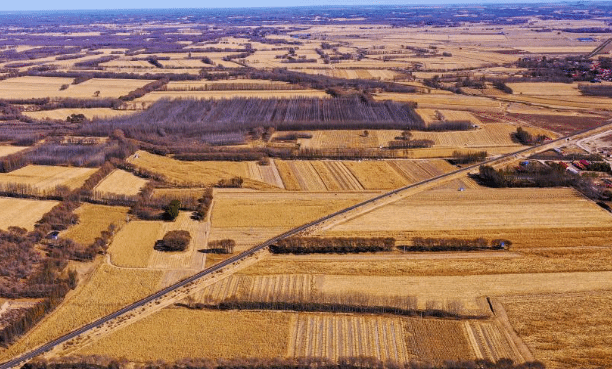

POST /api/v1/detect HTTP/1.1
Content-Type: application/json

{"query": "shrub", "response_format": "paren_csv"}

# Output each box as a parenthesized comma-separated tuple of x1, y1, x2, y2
(160, 230, 191, 252)
(207, 239, 235, 254)
(164, 200, 181, 221)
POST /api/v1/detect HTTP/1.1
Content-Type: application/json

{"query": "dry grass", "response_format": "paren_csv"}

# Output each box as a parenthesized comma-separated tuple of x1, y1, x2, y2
(0, 197, 58, 231)
(0, 146, 28, 158)
(375, 93, 501, 112)
(324, 188, 612, 248)
(507, 82, 582, 96)
(501, 291, 612, 369)
(0, 165, 96, 192)
(343, 161, 407, 190)
(210, 190, 374, 229)
(61, 203, 129, 245)
(93, 169, 148, 198)
(74, 308, 291, 362)
(128, 151, 276, 190)
(405, 318, 476, 363)
(23, 108, 136, 121)
(0, 264, 162, 361)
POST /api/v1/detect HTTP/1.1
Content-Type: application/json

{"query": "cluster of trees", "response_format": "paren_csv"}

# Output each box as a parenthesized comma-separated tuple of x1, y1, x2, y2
(270, 237, 395, 254)
(82, 98, 424, 142)
(513, 127, 548, 145)
(74, 55, 119, 69)
(207, 239, 236, 254)
(450, 151, 488, 164)
(23, 357, 546, 369)
(388, 139, 434, 149)
(477, 164, 577, 188)
(404, 237, 512, 252)
(272, 132, 313, 141)
(515, 56, 599, 83)
(492, 80, 513, 94)
(193, 188, 213, 221)
(578, 83, 612, 97)
(158, 230, 191, 252)
(216, 177, 243, 188)
(164, 200, 181, 221)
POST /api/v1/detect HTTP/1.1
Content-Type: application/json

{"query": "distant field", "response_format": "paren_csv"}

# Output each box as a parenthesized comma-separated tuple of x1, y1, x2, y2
(61, 203, 129, 245)
(0, 165, 96, 193)
(376, 93, 502, 112)
(128, 151, 279, 190)
(75, 309, 291, 362)
(295, 68, 401, 81)
(93, 169, 148, 198)
(0, 264, 162, 361)
(0, 197, 57, 231)
(501, 291, 612, 369)
(23, 108, 136, 121)
(507, 82, 582, 96)
(133, 90, 328, 104)
(0, 76, 152, 99)
(0, 146, 28, 158)
(323, 188, 612, 248)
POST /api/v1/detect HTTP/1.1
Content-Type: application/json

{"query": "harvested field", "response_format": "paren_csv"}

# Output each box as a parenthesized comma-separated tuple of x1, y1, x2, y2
(75, 309, 290, 362)
(501, 291, 612, 369)
(296, 130, 381, 149)
(408, 124, 521, 148)
(61, 203, 129, 245)
(375, 93, 502, 112)
(343, 161, 407, 190)
(210, 190, 375, 229)
(23, 108, 136, 121)
(506, 113, 606, 135)
(0, 265, 162, 361)
(0, 197, 57, 231)
(507, 82, 582, 96)
(0, 77, 152, 99)
(93, 169, 148, 198)
(152, 188, 208, 202)
(325, 188, 612, 248)
(290, 313, 411, 363)
(405, 318, 475, 363)
(247, 161, 285, 189)
(0, 146, 27, 158)
(134, 90, 328, 105)
(296, 68, 400, 81)
(108, 212, 206, 270)
(0, 165, 96, 194)
(128, 151, 278, 190)
(464, 320, 526, 362)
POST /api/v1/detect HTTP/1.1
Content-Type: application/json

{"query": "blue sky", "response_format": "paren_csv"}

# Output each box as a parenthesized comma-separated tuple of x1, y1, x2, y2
(0, 0, 586, 11)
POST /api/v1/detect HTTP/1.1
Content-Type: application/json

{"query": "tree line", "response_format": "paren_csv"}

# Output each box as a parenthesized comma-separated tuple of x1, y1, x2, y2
(270, 237, 395, 254)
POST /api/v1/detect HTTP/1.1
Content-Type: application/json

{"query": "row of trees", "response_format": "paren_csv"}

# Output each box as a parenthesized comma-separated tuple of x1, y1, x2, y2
(270, 237, 395, 254)
(207, 239, 236, 254)
(513, 127, 547, 146)
(405, 237, 512, 252)
(450, 151, 488, 164)
(23, 357, 545, 369)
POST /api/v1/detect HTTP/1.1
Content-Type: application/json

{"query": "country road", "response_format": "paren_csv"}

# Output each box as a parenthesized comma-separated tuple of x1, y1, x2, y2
(1, 120, 611, 369)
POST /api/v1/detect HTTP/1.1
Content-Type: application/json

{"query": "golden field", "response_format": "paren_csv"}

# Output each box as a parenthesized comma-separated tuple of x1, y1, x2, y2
(0, 77, 153, 99)
(0, 165, 96, 193)
(23, 108, 136, 121)
(128, 151, 279, 190)
(133, 89, 328, 105)
(0, 264, 162, 361)
(322, 188, 612, 248)
(0, 197, 58, 231)
(0, 145, 28, 158)
(501, 291, 612, 369)
(61, 203, 129, 245)
(75, 309, 291, 362)
(210, 190, 375, 229)
(93, 169, 148, 198)
(108, 212, 206, 270)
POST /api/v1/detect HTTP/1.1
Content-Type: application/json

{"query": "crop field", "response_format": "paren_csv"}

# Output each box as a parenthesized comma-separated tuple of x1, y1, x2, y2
(165, 79, 294, 90)
(296, 130, 381, 149)
(23, 108, 136, 121)
(129, 151, 279, 190)
(501, 291, 612, 369)
(247, 161, 285, 189)
(0, 265, 162, 361)
(210, 190, 375, 229)
(289, 313, 411, 363)
(375, 93, 502, 112)
(108, 212, 206, 270)
(296, 68, 401, 81)
(61, 203, 129, 245)
(408, 123, 522, 148)
(0, 145, 27, 158)
(0, 76, 153, 99)
(506, 82, 583, 96)
(274, 159, 454, 191)
(0, 197, 57, 231)
(133, 90, 328, 105)
(404, 318, 476, 363)
(0, 165, 96, 193)
(93, 169, 148, 198)
(323, 188, 612, 248)
(502, 94, 612, 111)
(464, 320, 526, 362)
(75, 309, 291, 362)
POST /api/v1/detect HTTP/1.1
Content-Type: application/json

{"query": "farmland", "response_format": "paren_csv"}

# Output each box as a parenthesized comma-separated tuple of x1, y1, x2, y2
(0, 165, 97, 194)
(93, 169, 148, 198)
(0, 197, 57, 231)
(0, 77, 153, 99)
(0, 146, 27, 158)
(23, 108, 135, 121)
(61, 203, 129, 245)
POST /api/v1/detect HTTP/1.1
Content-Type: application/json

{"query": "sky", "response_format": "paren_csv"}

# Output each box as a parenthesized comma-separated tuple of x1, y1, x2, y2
(0, 0, 592, 11)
